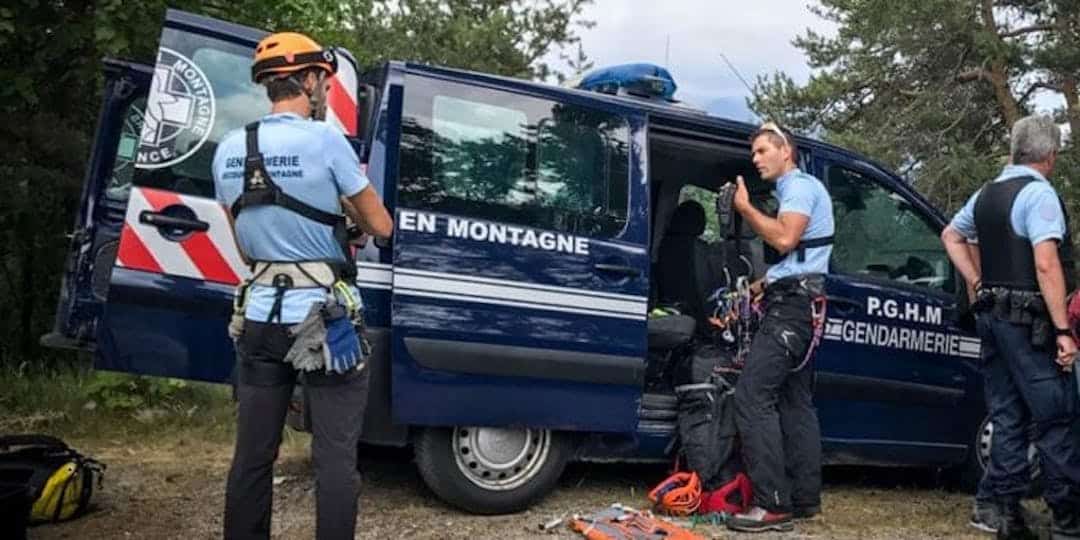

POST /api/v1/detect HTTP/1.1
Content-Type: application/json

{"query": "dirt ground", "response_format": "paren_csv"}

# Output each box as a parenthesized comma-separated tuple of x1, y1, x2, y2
(24, 435, 1055, 540)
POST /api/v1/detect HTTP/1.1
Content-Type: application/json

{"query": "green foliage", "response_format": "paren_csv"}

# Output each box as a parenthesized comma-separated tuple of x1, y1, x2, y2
(84, 373, 192, 412)
(0, 365, 236, 442)
(751, 0, 1080, 216)
(0, 0, 591, 368)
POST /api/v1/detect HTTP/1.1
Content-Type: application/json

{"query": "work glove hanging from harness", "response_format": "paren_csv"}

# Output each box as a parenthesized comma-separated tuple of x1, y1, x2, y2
(321, 303, 364, 374)
(285, 293, 367, 374)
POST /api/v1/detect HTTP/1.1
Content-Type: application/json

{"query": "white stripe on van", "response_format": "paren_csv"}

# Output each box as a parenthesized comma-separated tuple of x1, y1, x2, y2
(394, 273, 647, 317)
(394, 287, 647, 321)
(395, 267, 647, 303)
(353, 263, 648, 319)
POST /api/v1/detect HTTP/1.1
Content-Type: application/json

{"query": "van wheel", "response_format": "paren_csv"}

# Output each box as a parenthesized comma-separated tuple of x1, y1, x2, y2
(413, 426, 570, 514)
(956, 415, 1042, 495)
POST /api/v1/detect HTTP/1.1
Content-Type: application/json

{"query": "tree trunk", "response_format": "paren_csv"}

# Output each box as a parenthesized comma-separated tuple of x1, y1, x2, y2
(980, 0, 1022, 127)
(1062, 76, 1080, 139)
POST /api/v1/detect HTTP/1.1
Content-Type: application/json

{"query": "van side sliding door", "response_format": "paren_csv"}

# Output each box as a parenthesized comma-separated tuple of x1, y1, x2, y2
(390, 69, 650, 432)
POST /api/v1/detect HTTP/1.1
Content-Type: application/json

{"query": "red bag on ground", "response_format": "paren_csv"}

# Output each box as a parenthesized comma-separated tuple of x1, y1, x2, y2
(698, 472, 751, 515)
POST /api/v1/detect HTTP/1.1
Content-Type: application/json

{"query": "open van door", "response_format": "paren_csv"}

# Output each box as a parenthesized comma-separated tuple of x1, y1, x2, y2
(45, 9, 363, 382)
(41, 59, 151, 352)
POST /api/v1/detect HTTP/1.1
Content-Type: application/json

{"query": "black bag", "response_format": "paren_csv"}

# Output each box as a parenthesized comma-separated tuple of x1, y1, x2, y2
(0, 434, 105, 526)
(0, 471, 32, 540)
(673, 346, 742, 491)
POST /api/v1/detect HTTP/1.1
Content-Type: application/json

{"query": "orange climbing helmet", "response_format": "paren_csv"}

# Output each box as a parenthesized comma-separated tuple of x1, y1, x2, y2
(251, 32, 337, 83)
(648, 471, 702, 516)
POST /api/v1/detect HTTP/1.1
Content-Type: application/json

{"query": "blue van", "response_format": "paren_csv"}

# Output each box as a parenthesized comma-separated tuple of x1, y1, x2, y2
(45, 9, 1007, 514)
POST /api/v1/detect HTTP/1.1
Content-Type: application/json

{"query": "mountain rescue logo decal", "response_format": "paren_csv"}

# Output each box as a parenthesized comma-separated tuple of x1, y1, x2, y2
(136, 48, 215, 169)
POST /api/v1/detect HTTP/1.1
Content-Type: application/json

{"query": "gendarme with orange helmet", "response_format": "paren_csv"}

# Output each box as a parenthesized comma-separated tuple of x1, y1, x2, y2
(251, 32, 338, 119)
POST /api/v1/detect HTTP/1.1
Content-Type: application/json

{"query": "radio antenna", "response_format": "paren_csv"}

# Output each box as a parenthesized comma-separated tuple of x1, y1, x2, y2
(718, 52, 777, 124)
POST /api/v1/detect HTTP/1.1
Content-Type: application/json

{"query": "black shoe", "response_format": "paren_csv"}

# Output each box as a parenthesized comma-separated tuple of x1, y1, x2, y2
(727, 506, 795, 533)
(970, 502, 1002, 534)
(793, 505, 820, 520)
(1051, 511, 1080, 540)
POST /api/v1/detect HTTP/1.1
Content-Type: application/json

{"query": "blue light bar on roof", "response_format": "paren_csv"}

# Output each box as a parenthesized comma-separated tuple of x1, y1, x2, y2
(576, 63, 678, 101)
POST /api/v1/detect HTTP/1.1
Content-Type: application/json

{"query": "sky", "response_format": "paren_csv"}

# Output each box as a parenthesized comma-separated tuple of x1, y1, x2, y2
(545, 0, 1066, 132)
(543, 0, 838, 121)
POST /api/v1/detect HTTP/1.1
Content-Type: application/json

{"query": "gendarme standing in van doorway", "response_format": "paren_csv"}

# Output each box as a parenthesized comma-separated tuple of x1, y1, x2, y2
(725, 122, 834, 533)
(211, 32, 393, 540)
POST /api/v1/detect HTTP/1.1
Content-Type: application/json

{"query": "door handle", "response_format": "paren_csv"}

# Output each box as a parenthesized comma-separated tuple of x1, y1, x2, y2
(139, 210, 209, 232)
(827, 295, 863, 315)
(594, 263, 641, 278)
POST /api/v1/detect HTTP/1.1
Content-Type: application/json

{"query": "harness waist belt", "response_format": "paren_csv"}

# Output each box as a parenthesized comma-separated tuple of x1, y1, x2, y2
(766, 273, 826, 299)
(251, 261, 337, 289)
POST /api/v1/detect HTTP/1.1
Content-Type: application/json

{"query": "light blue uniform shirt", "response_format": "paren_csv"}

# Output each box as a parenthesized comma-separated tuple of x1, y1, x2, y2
(949, 164, 1065, 246)
(765, 169, 835, 284)
(212, 113, 368, 323)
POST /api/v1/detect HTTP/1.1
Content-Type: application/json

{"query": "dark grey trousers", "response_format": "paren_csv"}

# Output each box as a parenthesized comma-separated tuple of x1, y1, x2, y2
(224, 320, 369, 540)
(734, 291, 823, 514)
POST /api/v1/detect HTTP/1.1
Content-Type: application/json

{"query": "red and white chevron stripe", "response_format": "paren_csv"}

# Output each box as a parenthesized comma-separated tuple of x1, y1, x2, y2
(326, 54, 358, 136)
(116, 187, 249, 285)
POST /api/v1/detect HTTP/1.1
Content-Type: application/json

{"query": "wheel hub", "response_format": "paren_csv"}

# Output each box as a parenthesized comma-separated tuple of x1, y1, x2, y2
(976, 418, 1039, 479)
(452, 426, 551, 491)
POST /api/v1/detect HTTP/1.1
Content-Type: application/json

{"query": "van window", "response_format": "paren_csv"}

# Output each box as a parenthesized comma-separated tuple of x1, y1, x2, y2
(829, 166, 955, 293)
(401, 75, 630, 237)
(678, 185, 720, 242)
(105, 96, 147, 201)
(133, 29, 269, 198)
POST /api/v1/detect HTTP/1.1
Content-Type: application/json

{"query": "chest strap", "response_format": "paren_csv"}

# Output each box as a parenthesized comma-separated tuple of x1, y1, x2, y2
(229, 122, 342, 228)
(794, 235, 834, 263)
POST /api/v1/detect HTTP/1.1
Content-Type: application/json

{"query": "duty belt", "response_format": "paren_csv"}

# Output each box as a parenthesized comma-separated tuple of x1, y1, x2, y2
(973, 287, 1053, 347)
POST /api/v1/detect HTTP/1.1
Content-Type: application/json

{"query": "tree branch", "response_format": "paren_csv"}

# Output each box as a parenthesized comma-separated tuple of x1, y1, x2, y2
(1018, 81, 1061, 105)
(955, 68, 990, 83)
(979, 0, 1022, 126)
(999, 24, 1055, 38)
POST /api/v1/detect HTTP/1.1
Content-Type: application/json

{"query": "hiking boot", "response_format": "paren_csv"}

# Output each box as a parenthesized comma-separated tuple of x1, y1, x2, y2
(997, 508, 1037, 540)
(970, 501, 1002, 534)
(727, 506, 794, 533)
(793, 505, 820, 520)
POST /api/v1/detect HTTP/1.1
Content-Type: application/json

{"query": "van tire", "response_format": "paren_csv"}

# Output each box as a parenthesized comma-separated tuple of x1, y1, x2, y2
(413, 426, 570, 515)
(952, 414, 1042, 496)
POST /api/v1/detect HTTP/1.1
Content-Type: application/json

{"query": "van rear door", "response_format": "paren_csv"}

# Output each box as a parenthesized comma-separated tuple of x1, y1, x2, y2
(41, 60, 151, 352)
(390, 67, 650, 432)
(48, 9, 364, 382)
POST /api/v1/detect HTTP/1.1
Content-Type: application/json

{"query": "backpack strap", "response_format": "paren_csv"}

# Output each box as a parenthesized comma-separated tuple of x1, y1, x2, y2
(0, 434, 69, 451)
(794, 235, 834, 263)
(229, 122, 342, 227)
(228, 122, 357, 282)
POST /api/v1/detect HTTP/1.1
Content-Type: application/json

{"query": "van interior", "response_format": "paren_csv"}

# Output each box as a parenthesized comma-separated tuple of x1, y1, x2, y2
(643, 125, 775, 393)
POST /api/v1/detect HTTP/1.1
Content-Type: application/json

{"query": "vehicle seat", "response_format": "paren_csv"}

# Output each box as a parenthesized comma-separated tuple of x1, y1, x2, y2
(655, 200, 712, 323)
